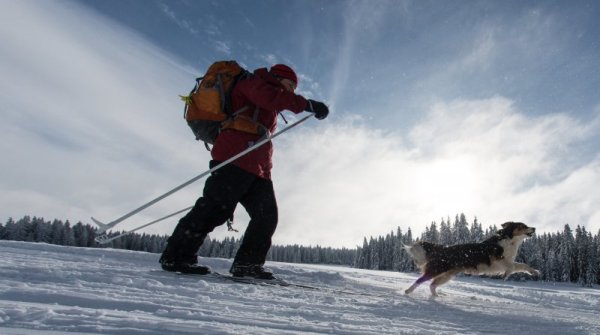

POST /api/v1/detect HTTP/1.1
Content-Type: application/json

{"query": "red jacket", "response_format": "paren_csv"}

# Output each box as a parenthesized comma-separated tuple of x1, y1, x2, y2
(211, 68, 307, 179)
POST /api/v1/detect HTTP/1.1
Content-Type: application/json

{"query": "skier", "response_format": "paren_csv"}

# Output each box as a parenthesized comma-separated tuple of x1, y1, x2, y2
(159, 64, 329, 279)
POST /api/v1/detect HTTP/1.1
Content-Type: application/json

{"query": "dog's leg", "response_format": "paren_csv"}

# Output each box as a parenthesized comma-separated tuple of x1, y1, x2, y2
(512, 262, 541, 276)
(430, 285, 439, 297)
(429, 272, 455, 297)
(405, 274, 431, 294)
(503, 262, 540, 279)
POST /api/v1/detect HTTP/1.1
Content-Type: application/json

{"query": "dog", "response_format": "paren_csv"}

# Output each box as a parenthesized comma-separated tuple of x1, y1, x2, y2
(404, 221, 540, 297)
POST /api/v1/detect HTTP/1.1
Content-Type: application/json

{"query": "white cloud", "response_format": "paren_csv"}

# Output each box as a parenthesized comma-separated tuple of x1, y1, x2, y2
(158, 1, 198, 35)
(0, 0, 209, 233)
(266, 97, 600, 247)
(215, 41, 231, 55)
(260, 54, 278, 65)
(296, 74, 320, 100)
(204, 23, 220, 36)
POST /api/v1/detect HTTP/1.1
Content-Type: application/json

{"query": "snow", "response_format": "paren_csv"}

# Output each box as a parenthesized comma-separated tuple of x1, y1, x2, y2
(1, 241, 598, 335)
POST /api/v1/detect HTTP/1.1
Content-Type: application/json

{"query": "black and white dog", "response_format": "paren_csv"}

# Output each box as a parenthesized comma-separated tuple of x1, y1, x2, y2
(404, 222, 540, 297)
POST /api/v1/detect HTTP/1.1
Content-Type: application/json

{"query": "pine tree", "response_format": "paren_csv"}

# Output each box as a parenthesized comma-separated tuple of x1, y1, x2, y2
(10, 216, 30, 241)
(453, 213, 470, 244)
(595, 231, 600, 285)
(72, 222, 87, 247)
(1, 218, 16, 239)
(391, 228, 403, 271)
(584, 232, 597, 287)
(423, 222, 440, 243)
(559, 224, 575, 282)
(575, 226, 589, 285)
(50, 219, 65, 245)
(440, 218, 452, 245)
(0, 221, 6, 240)
(63, 221, 75, 246)
(32, 217, 51, 243)
(356, 237, 369, 268)
(545, 247, 560, 282)
(3, 218, 17, 240)
(470, 217, 484, 242)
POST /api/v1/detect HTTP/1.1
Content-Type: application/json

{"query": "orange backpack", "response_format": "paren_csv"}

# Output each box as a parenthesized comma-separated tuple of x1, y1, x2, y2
(181, 61, 266, 146)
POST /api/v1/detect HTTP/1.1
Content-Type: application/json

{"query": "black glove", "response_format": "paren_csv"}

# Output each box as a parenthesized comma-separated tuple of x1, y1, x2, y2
(306, 99, 329, 120)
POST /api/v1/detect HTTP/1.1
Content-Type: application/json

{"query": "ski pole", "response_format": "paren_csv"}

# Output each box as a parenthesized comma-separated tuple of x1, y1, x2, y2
(95, 206, 193, 244)
(92, 113, 313, 234)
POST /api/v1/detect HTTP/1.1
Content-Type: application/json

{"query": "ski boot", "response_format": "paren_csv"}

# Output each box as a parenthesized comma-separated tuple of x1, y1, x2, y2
(159, 254, 210, 275)
(229, 263, 275, 280)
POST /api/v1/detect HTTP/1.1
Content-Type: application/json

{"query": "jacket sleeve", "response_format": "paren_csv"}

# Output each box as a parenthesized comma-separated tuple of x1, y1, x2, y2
(235, 76, 307, 114)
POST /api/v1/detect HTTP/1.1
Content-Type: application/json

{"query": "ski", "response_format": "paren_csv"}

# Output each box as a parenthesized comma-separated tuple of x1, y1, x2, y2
(158, 269, 390, 297)
(210, 272, 320, 290)
(217, 274, 391, 297)
(182, 271, 389, 296)
(212, 272, 298, 287)
(165, 270, 318, 289)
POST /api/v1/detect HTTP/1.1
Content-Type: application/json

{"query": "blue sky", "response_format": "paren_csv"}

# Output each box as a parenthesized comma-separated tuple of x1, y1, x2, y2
(1, 0, 599, 247)
(81, 0, 600, 126)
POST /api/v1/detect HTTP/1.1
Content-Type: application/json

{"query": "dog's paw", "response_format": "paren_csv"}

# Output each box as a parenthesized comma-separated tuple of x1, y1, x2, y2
(531, 269, 541, 277)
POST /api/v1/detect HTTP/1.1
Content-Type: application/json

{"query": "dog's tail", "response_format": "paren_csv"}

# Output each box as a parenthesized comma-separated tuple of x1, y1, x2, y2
(403, 243, 427, 268)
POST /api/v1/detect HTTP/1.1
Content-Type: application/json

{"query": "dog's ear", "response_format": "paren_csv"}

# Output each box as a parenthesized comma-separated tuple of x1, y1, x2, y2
(498, 222, 514, 238)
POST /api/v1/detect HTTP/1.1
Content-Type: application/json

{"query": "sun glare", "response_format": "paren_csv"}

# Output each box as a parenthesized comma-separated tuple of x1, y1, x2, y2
(414, 157, 481, 215)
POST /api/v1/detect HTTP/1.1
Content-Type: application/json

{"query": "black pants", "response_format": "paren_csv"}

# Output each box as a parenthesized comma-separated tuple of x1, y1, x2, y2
(163, 160, 278, 265)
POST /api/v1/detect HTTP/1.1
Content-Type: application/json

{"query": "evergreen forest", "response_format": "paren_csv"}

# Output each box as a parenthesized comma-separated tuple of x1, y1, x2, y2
(2, 214, 598, 287)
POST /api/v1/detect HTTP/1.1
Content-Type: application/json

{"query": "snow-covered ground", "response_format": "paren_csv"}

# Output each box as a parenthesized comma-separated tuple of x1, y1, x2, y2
(0, 241, 598, 335)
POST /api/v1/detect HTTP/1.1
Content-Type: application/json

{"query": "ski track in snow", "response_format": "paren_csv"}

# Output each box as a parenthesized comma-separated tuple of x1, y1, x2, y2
(0, 241, 598, 335)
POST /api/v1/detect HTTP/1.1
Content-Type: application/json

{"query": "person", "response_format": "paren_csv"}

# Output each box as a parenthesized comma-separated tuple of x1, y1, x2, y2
(159, 64, 329, 279)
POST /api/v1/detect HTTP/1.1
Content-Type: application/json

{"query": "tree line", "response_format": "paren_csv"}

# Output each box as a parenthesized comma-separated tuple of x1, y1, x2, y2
(1, 215, 598, 287)
(0, 216, 355, 266)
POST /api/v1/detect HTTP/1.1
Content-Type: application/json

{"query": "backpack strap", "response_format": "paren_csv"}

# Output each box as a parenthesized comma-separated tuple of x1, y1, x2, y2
(221, 106, 269, 138)
(181, 77, 202, 119)
(279, 112, 289, 125)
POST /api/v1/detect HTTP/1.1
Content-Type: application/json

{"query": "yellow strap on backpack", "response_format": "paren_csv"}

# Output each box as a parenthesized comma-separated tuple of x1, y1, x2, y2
(179, 95, 193, 106)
